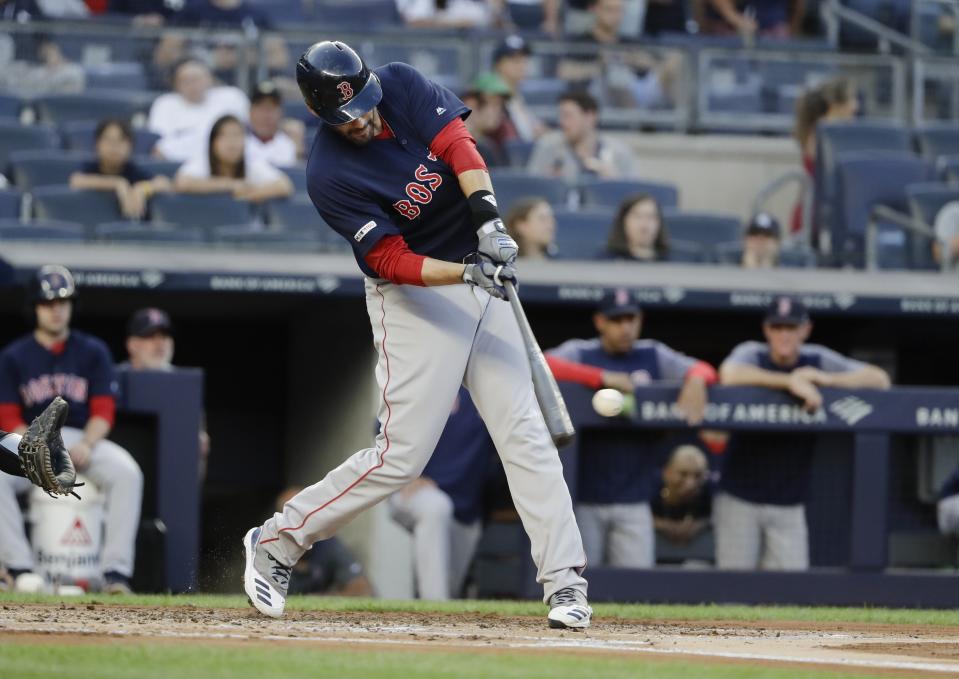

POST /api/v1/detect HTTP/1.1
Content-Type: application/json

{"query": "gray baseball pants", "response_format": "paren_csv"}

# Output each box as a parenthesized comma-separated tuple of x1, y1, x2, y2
(0, 426, 143, 577)
(714, 491, 809, 570)
(258, 279, 587, 603)
(576, 502, 655, 568)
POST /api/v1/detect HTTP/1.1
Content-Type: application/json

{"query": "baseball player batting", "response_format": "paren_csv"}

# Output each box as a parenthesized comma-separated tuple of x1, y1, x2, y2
(242, 41, 591, 629)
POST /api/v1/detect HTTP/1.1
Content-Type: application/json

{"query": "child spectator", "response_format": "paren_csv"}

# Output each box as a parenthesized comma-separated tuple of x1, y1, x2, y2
(505, 197, 557, 259)
(70, 119, 172, 221)
(174, 114, 293, 203)
(741, 212, 781, 269)
(603, 193, 669, 261)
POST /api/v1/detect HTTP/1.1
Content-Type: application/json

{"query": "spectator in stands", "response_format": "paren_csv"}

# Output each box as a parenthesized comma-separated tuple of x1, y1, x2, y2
(644, 0, 688, 35)
(120, 307, 210, 479)
(528, 91, 637, 182)
(603, 193, 669, 262)
(505, 0, 560, 34)
(558, 0, 681, 109)
(108, 0, 183, 26)
(741, 212, 781, 269)
(172, 0, 271, 28)
(389, 389, 493, 600)
(505, 197, 557, 259)
(174, 114, 294, 202)
(276, 487, 375, 596)
(703, 0, 803, 38)
(396, 0, 501, 28)
(245, 81, 297, 169)
(937, 466, 959, 541)
(0, 37, 85, 97)
(491, 35, 545, 143)
(932, 201, 959, 270)
(34, 0, 88, 17)
(716, 296, 891, 571)
(0, 265, 143, 594)
(145, 33, 188, 91)
(149, 57, 249, 162)
(547, 290, 717, 567)
(70, 119, 172, 220)
(0, 0, 44, 21)
(652, 444, 713, 547)
(461, 73, 512, 168)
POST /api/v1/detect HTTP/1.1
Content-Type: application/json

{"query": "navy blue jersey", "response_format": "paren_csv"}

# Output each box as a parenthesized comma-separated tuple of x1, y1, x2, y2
(306, 63, 475, 277)
(422, 388, 495, 524)
(549, 338, 697, 504)
(0, 331, 118, 429)
(719, 342, 865, 506)
(941, 466, 959, 501)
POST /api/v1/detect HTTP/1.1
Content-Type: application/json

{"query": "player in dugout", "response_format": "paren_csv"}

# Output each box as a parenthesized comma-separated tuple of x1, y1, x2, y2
(716, 295, 891, 571)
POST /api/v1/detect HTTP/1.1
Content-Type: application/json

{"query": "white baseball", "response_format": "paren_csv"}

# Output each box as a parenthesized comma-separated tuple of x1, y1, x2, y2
(592, 388, 624, 417)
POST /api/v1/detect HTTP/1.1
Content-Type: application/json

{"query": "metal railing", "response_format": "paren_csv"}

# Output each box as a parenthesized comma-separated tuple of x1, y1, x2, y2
(822, 0, 932, 55)
(911, 0, 959, 55)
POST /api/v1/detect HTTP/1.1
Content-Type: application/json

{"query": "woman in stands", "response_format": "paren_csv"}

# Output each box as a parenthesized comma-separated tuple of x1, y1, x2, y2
(505, 197, 557, 259)
(603, 193, 669, 262)
(70, 119, 172, 220)
(174, 114, 293, 203)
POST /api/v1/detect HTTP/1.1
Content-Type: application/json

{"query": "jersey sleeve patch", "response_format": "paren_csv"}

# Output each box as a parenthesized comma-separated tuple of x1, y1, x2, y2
(354, 221, 378, 242)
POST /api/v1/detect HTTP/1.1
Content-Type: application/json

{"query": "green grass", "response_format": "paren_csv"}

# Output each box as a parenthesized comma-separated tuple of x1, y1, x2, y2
(2, 592, 959, 626)
(0, 642, 898, 679)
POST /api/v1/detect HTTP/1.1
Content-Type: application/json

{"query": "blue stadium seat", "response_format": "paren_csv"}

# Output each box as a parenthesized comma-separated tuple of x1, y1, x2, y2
(0, 94, 21, 120)
(938, 155, 959, 182)
(489, 170, 570, 213)
(715, 242, 818, 268)
(95, 222, 206, 244)
(267, 198, 345, 250)
(135, 158, 181, 179)
(212, 225, 323, 251)
(0, 218, 85, 242)
(661, 210, 742, 256)
(150, 193, 253, 231)
(314, 0, 400, 27)
(519, 78, 568, 107)
(0, 189, 22, 220)
(280, 166, 308, 195)
(504, 140, 535, 169)
(665, 239, 708, 263)
(578, 179, 679, 210)
(9, 151, 90, 190)
(835, 152, 932, 268)
(33, 92, 150, 125)
(246, 0, 310, 23)
(906, 183, 959, 226)
(84, 62, 148, 92)
(61, 121, 160, 156)
(916, 124, 959, 161)
(0, 122, 59, 170)
(32, 187, 122, 232)
(551, 208, 613, 259)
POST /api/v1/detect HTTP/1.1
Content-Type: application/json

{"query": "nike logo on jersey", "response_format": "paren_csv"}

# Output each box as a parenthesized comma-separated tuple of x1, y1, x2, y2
(482, 195, 498, 207)
(435, 107, 446, 115)
(354, 221, 377, 242)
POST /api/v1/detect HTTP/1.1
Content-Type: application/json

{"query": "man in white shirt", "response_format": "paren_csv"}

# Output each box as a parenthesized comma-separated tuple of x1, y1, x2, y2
(148, 58, 249, 162)
(245, 81, 297, 169)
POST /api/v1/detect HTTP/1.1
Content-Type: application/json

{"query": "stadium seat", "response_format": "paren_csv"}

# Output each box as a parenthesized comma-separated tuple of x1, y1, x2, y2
(150, 193, 253, 231)
(0, 189, 22, 220)
(906, 183, 959, 227)
(937, 155, 959, 182)
(915, 124, 959, 160)
(0, 218, 85, 242)
(519, 78, 568, 107)
(32, 187, 122, 233)
(84, 62, 148, 92)
(280, 166, 308, 195)
(665, 239, 708, 263)
(212, 224, 323, 251)
(578, 179, 679, 210)
(489, 170, 570, 213)
(267, 198, 345, 250)
(661, 210, 742, 257)
(32, 92, 150, 125)
(95, 222, 206, 245)
(551, 208, 613, 259)
(61, 121, 160, 156)
(313, 0, 400, 27)
(135, 158, 182, 179)
(0, 94, 21, 120)
(715, 242, 818, 268)
(835, 152, 933, 268)
(504, 140, 535, 169)
(0, 121, 59, 171)
(9, 151, 90, 190)
(246, 0, 310, 23)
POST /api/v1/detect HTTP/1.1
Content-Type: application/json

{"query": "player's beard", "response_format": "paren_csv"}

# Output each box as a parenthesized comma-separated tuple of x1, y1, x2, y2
(342, 109, 381, 146)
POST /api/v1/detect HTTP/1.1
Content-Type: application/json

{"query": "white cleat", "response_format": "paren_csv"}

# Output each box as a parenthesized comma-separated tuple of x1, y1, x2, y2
(547, 587, 593, 630)
(242, 527, 291, 618)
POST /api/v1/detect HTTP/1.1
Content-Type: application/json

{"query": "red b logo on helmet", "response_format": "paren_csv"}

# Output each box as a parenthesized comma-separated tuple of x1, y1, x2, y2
(337, 81, 354, 102)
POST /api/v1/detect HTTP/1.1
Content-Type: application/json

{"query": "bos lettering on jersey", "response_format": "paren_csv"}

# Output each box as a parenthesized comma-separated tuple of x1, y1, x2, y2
(20, 373, 88, 407)
(392, 161, 443, 221)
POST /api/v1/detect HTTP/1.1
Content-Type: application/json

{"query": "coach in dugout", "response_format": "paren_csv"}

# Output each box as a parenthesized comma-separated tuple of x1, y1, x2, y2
(547, 289, 717, 568)
(716, 295, 891, 571)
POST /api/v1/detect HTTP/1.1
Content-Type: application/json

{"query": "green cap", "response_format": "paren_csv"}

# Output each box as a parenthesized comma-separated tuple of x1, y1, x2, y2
(471, 71, 511, 97)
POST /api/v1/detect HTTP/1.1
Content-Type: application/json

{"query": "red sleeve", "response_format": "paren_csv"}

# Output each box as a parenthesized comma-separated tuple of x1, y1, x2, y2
(685, 361, 718, 385)
(545, 355, 605, 390)
(430, 118, 488, 175)
(0, 403, 26, 432)
(89, 395, 116, 428)
(364, 235, 427, 286)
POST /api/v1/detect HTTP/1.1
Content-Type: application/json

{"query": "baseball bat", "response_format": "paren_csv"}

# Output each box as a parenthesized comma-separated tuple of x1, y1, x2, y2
(503, 280, 576, 448)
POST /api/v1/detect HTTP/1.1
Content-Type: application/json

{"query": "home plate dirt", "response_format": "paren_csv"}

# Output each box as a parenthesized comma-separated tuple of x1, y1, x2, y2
(3, 604, 959, 675)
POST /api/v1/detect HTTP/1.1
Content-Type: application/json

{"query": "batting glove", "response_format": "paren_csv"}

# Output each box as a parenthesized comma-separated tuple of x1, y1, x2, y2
(476, 219, 518, 265)
(463, 261, 516, 300)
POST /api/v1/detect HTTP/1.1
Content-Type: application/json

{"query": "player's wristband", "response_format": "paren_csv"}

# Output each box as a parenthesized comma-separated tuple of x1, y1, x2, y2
(467, 190, 502, 231)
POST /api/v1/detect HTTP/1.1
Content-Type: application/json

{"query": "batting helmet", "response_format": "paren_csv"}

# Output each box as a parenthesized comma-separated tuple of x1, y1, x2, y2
(30, 264, 77, 304)
(296, 41, 382, 125)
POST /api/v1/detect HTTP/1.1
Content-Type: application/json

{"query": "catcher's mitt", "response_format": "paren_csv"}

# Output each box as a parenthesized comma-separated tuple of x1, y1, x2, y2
(18, 397, 83, 498)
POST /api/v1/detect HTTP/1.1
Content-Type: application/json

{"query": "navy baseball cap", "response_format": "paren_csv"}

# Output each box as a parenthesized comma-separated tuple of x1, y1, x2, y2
(493, 35, 531, 63)
(764, 295, 809, 325)
(127, 308, 173, 338)
(745, 212, 781, 238)
(597, 288, 641, 317)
